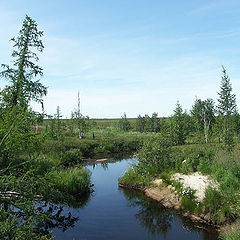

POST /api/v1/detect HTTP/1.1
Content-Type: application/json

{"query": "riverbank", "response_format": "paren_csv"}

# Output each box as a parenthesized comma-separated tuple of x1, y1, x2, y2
(119, 180, 219, 228)
(118, 135, 240, 240)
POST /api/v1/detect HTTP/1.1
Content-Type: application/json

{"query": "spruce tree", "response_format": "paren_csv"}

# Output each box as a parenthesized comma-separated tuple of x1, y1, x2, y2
(217, 66, 237, 145)
(0, 15, 47, 162)
(170, 101, 186, 145)
(1, 15, 47, 109)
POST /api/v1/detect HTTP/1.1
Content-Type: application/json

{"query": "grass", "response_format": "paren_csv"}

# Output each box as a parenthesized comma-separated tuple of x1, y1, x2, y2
(46, 167, 91, 195)
(118, 167, 152, 188)
(219, 220, 240, 240)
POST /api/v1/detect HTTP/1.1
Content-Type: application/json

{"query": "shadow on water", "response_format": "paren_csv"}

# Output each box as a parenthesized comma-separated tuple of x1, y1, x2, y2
(120, 188, 219, 240)
(121, 188, 173, 237)
(34, 192, 91, 236)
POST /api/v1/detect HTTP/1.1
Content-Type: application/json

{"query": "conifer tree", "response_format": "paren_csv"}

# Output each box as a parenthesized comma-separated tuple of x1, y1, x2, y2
(0, 15, 47, 162)
(170, 101, 186, 145)
(118, 113, 131, 131)
(1, 15, 47, 109)
(217, 66, 237, 145)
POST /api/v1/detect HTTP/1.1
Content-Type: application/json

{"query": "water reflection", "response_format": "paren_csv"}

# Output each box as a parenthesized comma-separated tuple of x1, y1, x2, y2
(36, 192, 91, 236)
(120, 188, 218, 240)
(121, 188, 173, 237)
(50, 157, 218, 240)
(36, 202, 79, 235)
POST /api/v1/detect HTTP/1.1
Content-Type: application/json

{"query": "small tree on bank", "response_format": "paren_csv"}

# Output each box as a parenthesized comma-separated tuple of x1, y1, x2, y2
(191, 98, 215, 143)
(118, 113, 131, 131)
(217, 67, 237, 145)
(170, 101, 186, 145)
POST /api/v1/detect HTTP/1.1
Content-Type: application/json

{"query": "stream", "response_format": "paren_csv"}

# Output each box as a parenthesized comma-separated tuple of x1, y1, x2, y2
(52, 157, 219, 240)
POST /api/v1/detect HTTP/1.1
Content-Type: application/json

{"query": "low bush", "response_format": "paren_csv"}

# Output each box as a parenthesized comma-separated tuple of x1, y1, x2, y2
(59, 149, 82, 166)
(170, 145, 216, 173)
(136, 134, 172, 175)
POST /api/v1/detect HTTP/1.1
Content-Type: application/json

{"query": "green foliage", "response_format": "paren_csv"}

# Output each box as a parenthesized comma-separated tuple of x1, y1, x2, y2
(41, 138, 95, 157)
(137, 134, 172, 175)
(220, 231, 240, 240)
(191, 98, 215, 143)
(219, 220, 240, 240)
(118, 112, 131, 131)
(0, 15, 47, 165)
(0, 15, 47, 108)
(71, 111, 90, 138)
(60, 149, 83, 166)
(0, 16, 92, 239)
(0, 209, 53, 240)
(169, 101, 187, 145)
(217, 67, 237, 145)
(0, 170, 54, 239)
(46, 167, 90, 195)
(118, 167, 151, 188)
(203, 187, 234, 224)
(170, 145, 215, 173)
(180, 187, 199, 213)
(97, 137, 141, 154)
(136, 113, 161, 133)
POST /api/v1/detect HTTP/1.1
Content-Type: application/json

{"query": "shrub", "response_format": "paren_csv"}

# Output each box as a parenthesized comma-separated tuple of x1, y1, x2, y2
(31, 154, 56, 175)
(171, 145, 215, 174)
(137, 134, 172, 175)
(60, 149, 82, 166)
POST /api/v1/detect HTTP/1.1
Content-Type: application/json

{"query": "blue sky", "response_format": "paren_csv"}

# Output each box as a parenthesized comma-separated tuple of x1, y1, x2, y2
(0, 0, 240, 118)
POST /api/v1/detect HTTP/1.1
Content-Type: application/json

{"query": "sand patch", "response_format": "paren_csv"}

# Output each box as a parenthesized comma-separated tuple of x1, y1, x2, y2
(171, 172, 218, 202)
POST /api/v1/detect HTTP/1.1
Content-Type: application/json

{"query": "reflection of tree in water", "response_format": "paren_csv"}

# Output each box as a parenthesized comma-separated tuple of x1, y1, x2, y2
(35, 202, 78, 235)
(121, 188, 173, 238)
(82, 154, 136, 171)
(35, 192, 90, 236)
(180, 215, 219, 240)
(121, 188, 219, 240)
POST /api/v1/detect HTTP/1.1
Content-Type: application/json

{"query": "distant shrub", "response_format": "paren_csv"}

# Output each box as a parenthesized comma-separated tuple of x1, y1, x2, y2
(197, 159, 212, 174)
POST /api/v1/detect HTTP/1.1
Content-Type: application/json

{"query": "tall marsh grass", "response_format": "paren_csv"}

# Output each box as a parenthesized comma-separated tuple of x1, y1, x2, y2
(46, 167, 91, 195)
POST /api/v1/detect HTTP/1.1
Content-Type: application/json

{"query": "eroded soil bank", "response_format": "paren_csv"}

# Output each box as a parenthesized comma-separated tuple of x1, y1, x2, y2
(118, 182, 219, 228)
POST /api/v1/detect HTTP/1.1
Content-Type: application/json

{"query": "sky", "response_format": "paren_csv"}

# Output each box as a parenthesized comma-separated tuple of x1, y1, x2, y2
(0, 0, 240, 118)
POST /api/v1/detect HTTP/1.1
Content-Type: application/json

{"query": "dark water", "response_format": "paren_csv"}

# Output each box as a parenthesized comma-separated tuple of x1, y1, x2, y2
(52, 157, 218, 240)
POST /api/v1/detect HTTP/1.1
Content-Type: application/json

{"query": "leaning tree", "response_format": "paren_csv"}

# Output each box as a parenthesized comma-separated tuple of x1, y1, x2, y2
(0, 15, 47, 163)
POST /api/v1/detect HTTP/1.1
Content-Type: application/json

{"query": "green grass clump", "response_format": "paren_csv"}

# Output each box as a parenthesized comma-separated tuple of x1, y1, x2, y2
(118, 167, 151, 188)
(59, 149, 83, 166)
(46, 167, 90, 195)
(219, 220, 240, 240)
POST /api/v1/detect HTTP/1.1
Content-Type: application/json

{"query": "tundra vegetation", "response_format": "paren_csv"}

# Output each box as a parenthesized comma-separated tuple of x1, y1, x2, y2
(0, 16, 240, 239)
